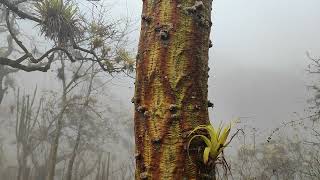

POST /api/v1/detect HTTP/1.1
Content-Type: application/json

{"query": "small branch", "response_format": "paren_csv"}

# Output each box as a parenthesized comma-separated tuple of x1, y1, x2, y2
(6, 10, 30, 55)
(1, 2, 133, 75)
(2, 35, 14, 58)
(71, 40, 107, 71)
(31, 47, 75, 63)
(0, 56, 53, 72)
(0, 0, 42, 23)
(225, 129, 244, 146)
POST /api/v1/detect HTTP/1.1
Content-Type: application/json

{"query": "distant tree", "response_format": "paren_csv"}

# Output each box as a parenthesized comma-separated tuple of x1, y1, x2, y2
(0, 6, 18, 104)
(0, 136, 4, 171)
(15, 88, 42, 180)
(42, 58, 127, 180)
(0, 1, 135, 180)
(301, 52, 320, 179)
(233, 139, 302, 180)
(0, 66, 16, 104)
(6, 59, 132, 180)
(0, 0, 134, 104)
(0, 0, 134, 73)
(232, 123, 320, 180)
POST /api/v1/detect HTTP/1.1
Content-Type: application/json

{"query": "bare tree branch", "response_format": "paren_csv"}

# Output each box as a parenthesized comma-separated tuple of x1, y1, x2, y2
(0, 56, 52, 72)
(0, 0, 42, 23)
(0, 0, 134, 75)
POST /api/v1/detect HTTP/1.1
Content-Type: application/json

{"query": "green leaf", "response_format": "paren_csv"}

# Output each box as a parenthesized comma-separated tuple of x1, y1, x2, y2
(188, 134, 211, 148)
(203, 147, 211, 164)
(219, 123, 231, 146)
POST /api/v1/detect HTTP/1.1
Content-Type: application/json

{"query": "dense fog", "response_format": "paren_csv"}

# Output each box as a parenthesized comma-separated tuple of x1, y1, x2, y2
(1, 0, 320, 179)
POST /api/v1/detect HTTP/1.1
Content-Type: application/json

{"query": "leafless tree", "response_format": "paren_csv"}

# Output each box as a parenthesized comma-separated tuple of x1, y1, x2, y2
(0, 5, 18, 104)
(15, 87, 42, 180)
(0, 0, 134, 73)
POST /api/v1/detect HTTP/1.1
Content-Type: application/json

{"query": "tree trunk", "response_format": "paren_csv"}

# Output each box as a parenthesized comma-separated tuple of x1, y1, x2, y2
(0, 65, 10, 105)
(0, 65, 6, 104)
(134, 0, 212, 179)
(66, 61, 94, 180)
(46, 58, 67, 180)
(46, 116, 63, 180)
(65, 127, 81, 180)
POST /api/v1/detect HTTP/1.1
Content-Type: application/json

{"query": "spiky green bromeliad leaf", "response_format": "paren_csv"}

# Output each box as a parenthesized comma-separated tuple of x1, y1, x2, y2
(35, 0, 80, 44)
(188, 120, 237, 165)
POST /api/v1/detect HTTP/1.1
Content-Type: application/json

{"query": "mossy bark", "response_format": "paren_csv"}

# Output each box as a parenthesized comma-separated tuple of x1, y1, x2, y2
(134, 0, 213, 179)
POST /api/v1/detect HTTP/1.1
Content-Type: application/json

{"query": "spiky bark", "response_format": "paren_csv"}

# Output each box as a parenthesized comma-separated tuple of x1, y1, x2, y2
(134, 0, 213, 179)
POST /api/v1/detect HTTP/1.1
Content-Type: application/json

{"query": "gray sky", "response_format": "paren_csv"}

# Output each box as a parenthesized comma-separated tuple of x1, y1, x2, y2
(0, 0, 318, 170)
(108, 0, 320, 137)
(210, 0, 320, 131)
(7, 0, 320, 139)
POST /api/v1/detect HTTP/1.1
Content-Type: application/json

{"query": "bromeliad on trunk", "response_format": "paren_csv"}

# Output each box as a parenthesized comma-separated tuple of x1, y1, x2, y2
(187, 119, 238, 167)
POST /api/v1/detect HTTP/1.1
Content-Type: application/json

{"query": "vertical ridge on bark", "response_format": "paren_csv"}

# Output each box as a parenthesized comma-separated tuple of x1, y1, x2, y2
(135, 0, 212, 179)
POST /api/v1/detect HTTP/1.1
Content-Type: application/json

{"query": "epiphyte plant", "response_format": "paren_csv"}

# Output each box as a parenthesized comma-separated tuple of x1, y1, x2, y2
(188, 120, 237, 165)
(35, 0, 80, 44)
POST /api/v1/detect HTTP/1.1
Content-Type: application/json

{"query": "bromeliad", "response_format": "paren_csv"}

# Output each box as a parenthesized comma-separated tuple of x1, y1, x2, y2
(188, 120, 236, 164)
(35, 0, 80, 44)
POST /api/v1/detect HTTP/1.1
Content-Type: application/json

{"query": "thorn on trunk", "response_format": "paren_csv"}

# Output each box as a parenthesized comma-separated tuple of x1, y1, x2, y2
(209, 40, 213, 48)
(135, 152, 141, 159)
(160, 30, 169, 40)
(143, 111, 150, 117)
(185, 1, 204, 13)
(136, 53, 140, 60)
(152, 138, 161, 144)
(155, 24, 172, 42)
(208, 100, 214, 108)
(137, 105, 146, 113)
(141, 14, 152, 23)
(169, 104, 178, 112)
(171, 114, 179, 120)
(140, 172, 148, 179)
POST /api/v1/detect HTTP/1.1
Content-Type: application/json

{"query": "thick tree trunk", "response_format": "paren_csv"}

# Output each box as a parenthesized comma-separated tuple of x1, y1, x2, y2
(134, 0, 212, 179)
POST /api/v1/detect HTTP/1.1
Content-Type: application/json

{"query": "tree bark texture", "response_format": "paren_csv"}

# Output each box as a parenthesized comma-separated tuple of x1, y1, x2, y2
(134, 0, 212, 179)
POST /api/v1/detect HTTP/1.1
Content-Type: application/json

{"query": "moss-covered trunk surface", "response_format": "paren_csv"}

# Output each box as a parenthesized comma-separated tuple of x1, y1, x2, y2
(134, 0, 213, 179)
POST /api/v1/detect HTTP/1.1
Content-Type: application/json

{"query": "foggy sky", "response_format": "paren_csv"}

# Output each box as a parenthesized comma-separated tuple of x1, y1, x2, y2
(109, 0, 320, 138)
(210, 0, 319, 132)
(7, 0, 320, 140)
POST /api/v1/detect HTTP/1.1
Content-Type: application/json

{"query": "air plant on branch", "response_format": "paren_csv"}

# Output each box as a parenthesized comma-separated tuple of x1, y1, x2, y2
(116, 49, 135, 73)
(35, 0, 81, 45)
(99, 48, 135, 74)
